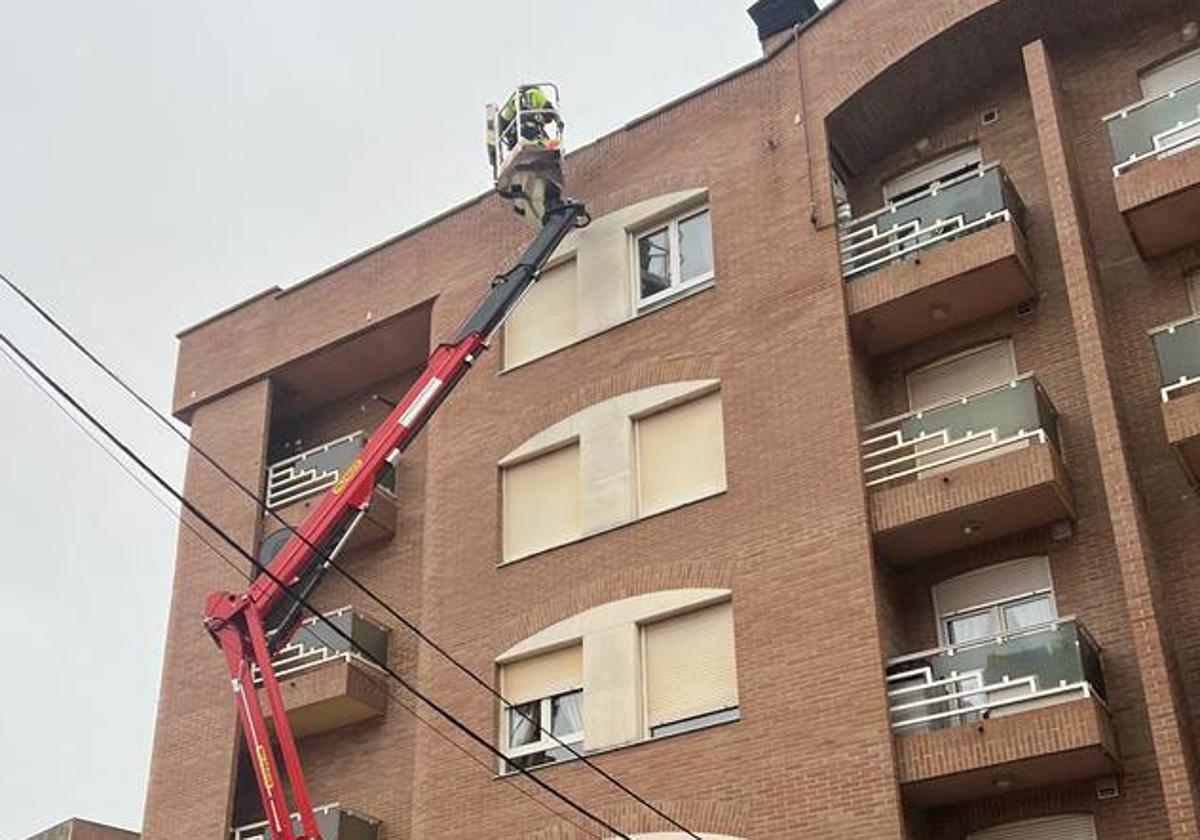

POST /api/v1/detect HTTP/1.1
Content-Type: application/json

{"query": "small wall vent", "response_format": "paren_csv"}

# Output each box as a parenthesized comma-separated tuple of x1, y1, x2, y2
(982, 107, 1001, 126)
(1096, 775, 1121, 800)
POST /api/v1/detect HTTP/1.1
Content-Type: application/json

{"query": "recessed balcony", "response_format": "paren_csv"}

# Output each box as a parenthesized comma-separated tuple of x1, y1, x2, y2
(887, 617, 1118, 806)
(264, 430, 397, 553)
(258, 608, 390, 738)
(862, 375, 1074, 563)
(840, 164, 1035, 355)
(1104, 79, 1200, 257)
(1150, 314, 1200, 486)
(233, 804, 379, 840)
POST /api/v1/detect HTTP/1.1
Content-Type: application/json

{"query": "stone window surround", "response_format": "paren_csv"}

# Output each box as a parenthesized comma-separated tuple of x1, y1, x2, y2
(500, 188, 712, 373)
(498, 380, 726, 565)
(495, 588, 738, 771)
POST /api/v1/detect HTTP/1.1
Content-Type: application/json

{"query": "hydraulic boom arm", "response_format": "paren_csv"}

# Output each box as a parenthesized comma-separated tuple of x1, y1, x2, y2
(203, 196, 588, 840)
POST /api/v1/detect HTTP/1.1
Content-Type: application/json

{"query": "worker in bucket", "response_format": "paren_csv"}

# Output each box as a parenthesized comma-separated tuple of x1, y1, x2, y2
(499, 86, 558, 152)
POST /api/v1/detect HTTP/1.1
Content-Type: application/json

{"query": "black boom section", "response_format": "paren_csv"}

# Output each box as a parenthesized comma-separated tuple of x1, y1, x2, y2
(452, 199, 589, 343)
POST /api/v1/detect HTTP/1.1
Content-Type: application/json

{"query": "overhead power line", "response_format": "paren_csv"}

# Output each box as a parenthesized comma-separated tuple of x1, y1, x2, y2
(0, 330, 634, 840)
(1, 343, 604, 840)
(0, 270, 703, 840)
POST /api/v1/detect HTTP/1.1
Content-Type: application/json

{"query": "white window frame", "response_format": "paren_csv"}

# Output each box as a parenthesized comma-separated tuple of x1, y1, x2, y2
(502, 688, 584, 766)
(632, 206, 715, 310)
(932, 557, 1057, 647)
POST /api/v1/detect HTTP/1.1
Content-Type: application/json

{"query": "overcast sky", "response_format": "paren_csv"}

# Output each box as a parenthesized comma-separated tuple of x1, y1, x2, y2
(0, 2, 808, 836)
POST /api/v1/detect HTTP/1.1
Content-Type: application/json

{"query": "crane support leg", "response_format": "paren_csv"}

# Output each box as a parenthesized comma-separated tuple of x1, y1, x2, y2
(214, 605, 319, 840)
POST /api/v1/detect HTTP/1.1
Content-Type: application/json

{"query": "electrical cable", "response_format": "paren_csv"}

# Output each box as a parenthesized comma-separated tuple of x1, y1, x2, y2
(3, 347, 603, 840)
(0, 270, 703, 840)
(0, 330, 633, 840)
(0, 344, 603, 840)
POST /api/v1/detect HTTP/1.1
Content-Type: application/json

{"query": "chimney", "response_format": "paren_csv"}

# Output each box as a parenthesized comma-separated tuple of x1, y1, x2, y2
(747, 0, 820, 52)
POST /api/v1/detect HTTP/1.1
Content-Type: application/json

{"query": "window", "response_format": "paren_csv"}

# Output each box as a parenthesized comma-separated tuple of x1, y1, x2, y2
(502, 443, 581, 562)
(933, 557, 1057, 646)
(969, 814, 1097, 840)
(883, 145, 982, 203)
(635, 208, 714, 307)
(907, 340, 1019, 474)
(503, 258, 578, 368)
(635, 390, 727, 517)
(499, 381, 726, 562)
(642, 601, 739, 737)
(907, 340, 1017, 409)
(501, 645, 584, 770)
(496, 590, 739, 770)
(1139, 47, 1200, 98)
(1188, 269, 1200, 314)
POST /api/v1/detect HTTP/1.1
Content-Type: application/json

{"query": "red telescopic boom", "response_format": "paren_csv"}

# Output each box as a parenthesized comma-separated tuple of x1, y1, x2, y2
(203, 193, 587, 840)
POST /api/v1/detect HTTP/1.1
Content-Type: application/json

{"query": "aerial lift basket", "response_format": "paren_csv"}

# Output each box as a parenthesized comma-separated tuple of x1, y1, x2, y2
(486, 83, 567, 224)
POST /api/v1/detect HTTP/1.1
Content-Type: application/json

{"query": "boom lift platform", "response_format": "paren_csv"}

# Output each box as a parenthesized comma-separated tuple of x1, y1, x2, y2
(486, 83, 567, 224)
(203, 84, 588, 840)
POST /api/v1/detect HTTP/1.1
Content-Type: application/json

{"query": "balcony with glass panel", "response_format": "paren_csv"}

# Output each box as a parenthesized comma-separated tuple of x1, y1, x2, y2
(263, 430, 398, 555)
(839, 164, 1035, 355)
(232, 804, 379, 840)
(1150, 314, 1200, 485)
(862, 375, 1074, 562)
(886, 618, 1119, 806)
(257, 607, 390, 738)
(1104, 79, 1200, 257)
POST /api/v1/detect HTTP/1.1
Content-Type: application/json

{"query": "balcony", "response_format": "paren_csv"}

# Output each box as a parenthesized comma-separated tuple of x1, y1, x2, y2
(233, 804, 379, 840)
(258, 608, 389, 738)
(887, 618, 1119, 806)
(265, 431, 397, 553)
(862, 376, 1074, 563)
(1104, 79, 1200, 257)
(1150, 314, 1200, 485)
(840, 164, 1035, 355)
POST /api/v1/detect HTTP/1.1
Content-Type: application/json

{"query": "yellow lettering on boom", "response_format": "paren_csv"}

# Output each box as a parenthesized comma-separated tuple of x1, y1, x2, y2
(332, 458, 363, 495)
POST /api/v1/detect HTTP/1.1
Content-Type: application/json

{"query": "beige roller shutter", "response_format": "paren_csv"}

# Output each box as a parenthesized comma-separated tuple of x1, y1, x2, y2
(969, 815, 1097, 840)
(636, 391, 726, 517)
(883, 145, 982, 201)
(503, 443, 581, 561)
(1140, 48, 1200, 98)
(934, 557, 1054, 618)
(502, 645, 583, 705)
(1188, 270, 1200, 314)
(504, 259, 579, 369)
(643, 601, 738, 728)
(908, 340, 1017, 409)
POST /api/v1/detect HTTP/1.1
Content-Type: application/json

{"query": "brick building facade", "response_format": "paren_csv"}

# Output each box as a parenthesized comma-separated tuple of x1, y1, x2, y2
(141, 1, 1200, 837)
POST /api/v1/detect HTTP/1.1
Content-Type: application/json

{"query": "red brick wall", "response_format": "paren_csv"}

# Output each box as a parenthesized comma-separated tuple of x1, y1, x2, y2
(143, 2, 1200, 839)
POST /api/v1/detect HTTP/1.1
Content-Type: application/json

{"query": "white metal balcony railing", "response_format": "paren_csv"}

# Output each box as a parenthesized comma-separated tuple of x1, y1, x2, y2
(1104, 77, 1200, 175)
(886, 617, 1106, 732)
(838, 163, 1026, 280)
(232, 803, 378, 840)
(1149, 313, 1200, 401)
(266, 431, 396, 510)
(252, 607, 389, 686)
(861, 375, 1061, 489)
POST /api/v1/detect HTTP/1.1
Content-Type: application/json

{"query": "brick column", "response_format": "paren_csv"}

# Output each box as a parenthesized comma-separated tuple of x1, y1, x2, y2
(1023, 39, 1200, 838)
(141, 379, 273, 840)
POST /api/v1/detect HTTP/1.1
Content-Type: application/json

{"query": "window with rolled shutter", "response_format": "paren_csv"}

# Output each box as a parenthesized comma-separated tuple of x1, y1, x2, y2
(642, 601, 738, 734)
(503, 258, 578, 368)
(502, 645, 583, 704)
(502, 442, 581, 562)
(968, 814, 1097, 840)
(1140, 48, 1200, 98)
(635, 391, 727, 517)
(1188, 270, 1200, 314)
